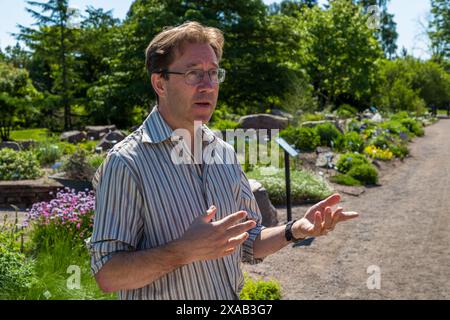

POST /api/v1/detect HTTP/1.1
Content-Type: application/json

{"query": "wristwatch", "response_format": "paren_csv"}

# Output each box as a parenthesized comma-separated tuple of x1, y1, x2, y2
(285, 220, 306, 242)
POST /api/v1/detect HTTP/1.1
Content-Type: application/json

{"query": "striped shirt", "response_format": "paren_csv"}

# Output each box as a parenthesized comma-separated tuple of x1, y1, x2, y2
(89, 106, 265, 300)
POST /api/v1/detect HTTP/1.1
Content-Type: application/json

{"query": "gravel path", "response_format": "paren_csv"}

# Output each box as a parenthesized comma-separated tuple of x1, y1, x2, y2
(243, 118, 450, 299)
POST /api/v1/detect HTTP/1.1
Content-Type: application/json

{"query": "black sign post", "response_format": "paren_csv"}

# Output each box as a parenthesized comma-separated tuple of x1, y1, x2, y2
(275, 137, 299, 222)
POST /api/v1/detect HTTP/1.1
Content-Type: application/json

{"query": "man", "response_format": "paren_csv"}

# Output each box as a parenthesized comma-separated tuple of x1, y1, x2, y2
(89, 21, 359, 300)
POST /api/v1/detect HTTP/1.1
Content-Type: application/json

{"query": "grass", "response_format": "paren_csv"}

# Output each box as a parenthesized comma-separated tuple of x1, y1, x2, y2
(10, 129, 53, 142)
(2, 224, 115, 300)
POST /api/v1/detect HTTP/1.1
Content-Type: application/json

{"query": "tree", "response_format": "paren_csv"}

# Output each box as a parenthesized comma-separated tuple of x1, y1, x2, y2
(0, 62, 40, 141)
(428, 0, 449, 62)
(17, 0, 80, 130)
(297, 0, 384, 109)
(354, 0, 398, 59)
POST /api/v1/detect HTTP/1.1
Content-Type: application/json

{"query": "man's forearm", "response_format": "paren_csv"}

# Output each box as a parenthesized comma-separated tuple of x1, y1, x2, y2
(94, 240, 188, 293)
(253, 225, 294, 259)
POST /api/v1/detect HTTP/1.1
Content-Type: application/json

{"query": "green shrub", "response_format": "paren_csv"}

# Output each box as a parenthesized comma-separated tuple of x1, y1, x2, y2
(315, 123, 342, 147)
(336, 104, 358, 118)
(280, 127, 320, 152)
(0, 216, 35, 299)
(0, 148, 43, 181)
(336, 153, 371, 174)
(399, 118, 424, 137)
(212, 119, 239, 131)
(88, 154, 106, 171)
(240, 274, 281, 300)
(390, 143, 409, 159)
(300, 112, 325, 122)
(61, 148, 96, 181)
(56, 141, 77, 156)
(0, 248, 35, 298)
(347, 164, 379, 185)
(330, 173, 362, 186)
(246, 167, 333, 205)
(78, 141, 99, 153)
(380, 120, 412, 140)
(35, 142, 63, 166)
(333, 131, 365, 153)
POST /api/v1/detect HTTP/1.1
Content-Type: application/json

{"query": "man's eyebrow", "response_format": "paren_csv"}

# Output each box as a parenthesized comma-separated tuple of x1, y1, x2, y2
(185, 62, 219, 68)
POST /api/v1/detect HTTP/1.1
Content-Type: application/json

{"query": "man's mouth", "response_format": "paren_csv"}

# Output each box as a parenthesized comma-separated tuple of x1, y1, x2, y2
(194, 102, 211, 107)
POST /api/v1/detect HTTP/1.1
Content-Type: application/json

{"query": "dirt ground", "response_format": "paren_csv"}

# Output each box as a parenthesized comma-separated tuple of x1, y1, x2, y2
(243, 118, 450, 299)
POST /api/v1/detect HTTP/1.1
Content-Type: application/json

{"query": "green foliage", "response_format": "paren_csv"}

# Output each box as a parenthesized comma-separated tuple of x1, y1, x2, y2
(333, 131, 365, 153)
(298, 0, 383, 108)
(211, 119, 239, 131)
(0, 215, 35, 299)
(347, 163, 379, 185)
(330, 173, 362, 186)
(336, 104, 358, 118)
(246, 166, 333, 205)
(35, 142, 63, 166)
(314, 122, 342, 147)
(399, 118, 425, 137)
(280, 126, 320, 152)
(0, 148, 43, 180)
(300, 112, 325, 123)
(0, 61, 40, 141)
(336, 152, 371, 174)
(61, 148, 96, 181)
(240, 274, 282, 300)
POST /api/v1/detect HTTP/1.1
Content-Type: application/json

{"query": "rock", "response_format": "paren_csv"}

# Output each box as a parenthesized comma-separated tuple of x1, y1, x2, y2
(371, 113, 383, 123)
(60, 130, 87, 144)
(316, 152, 334, 168)
(238, 114, 289, 130)
(271, 109, 293, 121)
(0, 141, 21, 151)
(85, 125, 116, 140)
(325, 114, 337, 121)
(17, 140, 37, 150)
(129, 125, 140, 133)
(249, 179, 278, 227)
(316, 146, 332, 154)
(104, 130, 126, 142)
(96, 130, 127, 152)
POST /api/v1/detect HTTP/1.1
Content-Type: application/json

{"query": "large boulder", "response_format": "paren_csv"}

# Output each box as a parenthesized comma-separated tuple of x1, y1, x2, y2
(249, 179, 278, 227)
(60, 131, 87, 144)
(238, 114, 289, 130)
(0, 141, 21, 151)
(271, 109, 293, 121)
(85, 125, 116, 140)
(96, 130, 127, 152)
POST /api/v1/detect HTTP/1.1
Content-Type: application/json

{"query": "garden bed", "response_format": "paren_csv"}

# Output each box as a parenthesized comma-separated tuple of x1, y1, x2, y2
(0, 170, 63, 209)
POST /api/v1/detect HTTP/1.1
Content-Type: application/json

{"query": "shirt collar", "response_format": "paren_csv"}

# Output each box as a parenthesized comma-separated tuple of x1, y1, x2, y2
(142, 106, 216, 145)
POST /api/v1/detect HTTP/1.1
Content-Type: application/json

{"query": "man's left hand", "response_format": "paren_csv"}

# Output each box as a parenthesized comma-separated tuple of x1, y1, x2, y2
(292, 193, 359, 239)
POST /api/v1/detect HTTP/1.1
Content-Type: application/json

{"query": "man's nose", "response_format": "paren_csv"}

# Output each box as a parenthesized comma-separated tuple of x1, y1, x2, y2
(198, 73, 215, 91)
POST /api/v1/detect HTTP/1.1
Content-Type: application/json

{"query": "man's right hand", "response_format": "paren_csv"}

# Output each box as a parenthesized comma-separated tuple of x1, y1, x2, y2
(177, 205, 257, 264)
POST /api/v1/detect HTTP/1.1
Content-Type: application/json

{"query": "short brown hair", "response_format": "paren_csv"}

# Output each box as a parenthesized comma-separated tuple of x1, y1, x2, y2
(145, 21, 224, 77)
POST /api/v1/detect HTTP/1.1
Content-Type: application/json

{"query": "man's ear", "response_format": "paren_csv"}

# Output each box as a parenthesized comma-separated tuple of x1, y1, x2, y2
(151, 73, 166, 99)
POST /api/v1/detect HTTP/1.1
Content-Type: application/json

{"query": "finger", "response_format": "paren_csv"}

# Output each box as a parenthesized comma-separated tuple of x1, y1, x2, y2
(313, 211, 322, 236)
(330, 207, 343, 230)
(313, 193, 341, 212)
(217, 210, 248, 229)
(227, 232, 249, 248)
(223, 247, 236, 256)
(323, 207, 332, 230)
(201, 205, 217, 223)
(338, 211, 360, 222)
(226, 220, 256, 238)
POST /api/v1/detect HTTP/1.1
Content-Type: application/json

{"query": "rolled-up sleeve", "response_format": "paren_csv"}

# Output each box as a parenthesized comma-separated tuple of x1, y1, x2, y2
(88, 154, 144, 275)
(238, 169, 266, 265)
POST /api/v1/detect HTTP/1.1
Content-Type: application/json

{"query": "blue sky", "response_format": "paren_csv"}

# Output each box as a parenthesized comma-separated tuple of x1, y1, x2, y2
(0, 0, 432, 59)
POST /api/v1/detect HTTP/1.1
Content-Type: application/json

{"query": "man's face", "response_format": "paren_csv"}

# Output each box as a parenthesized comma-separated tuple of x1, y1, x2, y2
(160, 42, 220, 128)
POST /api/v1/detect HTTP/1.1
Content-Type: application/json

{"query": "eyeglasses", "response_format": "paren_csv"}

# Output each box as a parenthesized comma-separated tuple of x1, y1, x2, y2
(156, 68, 226, 85)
